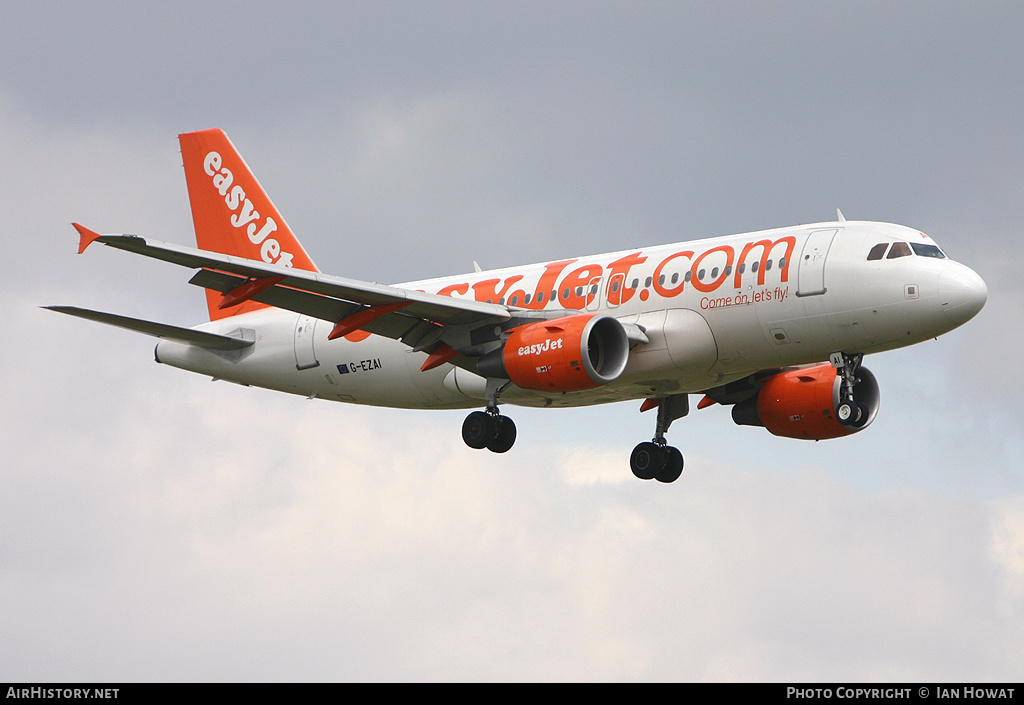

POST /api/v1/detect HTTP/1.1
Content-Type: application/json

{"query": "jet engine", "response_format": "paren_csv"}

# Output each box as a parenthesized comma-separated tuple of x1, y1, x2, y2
(477, 314, 630, 392)
(731, 363, 880, 440)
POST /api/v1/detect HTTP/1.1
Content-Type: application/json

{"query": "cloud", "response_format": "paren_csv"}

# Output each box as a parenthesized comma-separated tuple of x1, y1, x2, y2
(3, 300, 1023, 680)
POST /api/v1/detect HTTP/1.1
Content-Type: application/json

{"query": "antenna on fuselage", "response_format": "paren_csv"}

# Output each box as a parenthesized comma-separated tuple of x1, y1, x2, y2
(837, 208, 846, 222)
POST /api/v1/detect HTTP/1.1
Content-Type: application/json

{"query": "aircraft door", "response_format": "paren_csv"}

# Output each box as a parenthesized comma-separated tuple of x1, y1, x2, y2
(294, 314, 320, 370)
(607, 273, 626, 308)
(796, 228, 839, 297)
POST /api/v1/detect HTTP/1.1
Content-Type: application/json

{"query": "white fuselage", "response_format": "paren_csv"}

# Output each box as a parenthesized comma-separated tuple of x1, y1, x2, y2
(154, 220, 987, 410)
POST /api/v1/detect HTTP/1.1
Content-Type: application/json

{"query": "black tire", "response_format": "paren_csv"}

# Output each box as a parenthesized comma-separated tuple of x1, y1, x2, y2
(487, 416, 517, 453)
(630, 442, 664, 480)
(849, 402, 871, 428)
(462, 411, 495, 449)
(655, 446, 684, 483)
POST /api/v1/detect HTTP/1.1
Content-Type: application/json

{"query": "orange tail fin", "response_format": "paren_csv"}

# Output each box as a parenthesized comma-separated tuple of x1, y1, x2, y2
(179, 129, 319, 320)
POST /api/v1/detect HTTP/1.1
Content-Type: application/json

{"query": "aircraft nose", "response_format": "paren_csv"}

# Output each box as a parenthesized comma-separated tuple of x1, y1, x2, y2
(938, 264, 987, 326)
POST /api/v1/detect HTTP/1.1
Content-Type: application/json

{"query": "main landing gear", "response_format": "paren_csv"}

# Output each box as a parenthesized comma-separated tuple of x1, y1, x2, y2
(462, 408, 517, 453)
(830, 352, 870, 428)
(462, 378, 517, 454)
(459, 383, 690, 483)
(630, 393, 689, 483)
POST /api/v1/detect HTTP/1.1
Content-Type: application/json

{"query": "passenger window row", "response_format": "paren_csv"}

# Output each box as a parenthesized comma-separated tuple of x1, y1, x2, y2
(629, 258, 787, 290)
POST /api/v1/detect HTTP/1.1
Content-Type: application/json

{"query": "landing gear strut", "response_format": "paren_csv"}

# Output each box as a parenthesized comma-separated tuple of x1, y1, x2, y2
(830, 352, 869, 427)
(462, 378, 517, 454)
(630, 393, 688, 483)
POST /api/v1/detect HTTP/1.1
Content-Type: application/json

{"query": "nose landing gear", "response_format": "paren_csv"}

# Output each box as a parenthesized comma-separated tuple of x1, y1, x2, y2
(830, 352, 870, 428)
(630, 393, 689, 483)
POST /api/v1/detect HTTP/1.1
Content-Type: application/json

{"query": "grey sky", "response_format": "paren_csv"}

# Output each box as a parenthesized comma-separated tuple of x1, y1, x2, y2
(2, 2, 1022, 680)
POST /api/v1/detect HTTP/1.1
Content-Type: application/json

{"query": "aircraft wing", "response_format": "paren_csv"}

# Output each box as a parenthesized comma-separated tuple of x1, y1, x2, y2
(74, 225, 519, 357)
(78, 228, 508, 323)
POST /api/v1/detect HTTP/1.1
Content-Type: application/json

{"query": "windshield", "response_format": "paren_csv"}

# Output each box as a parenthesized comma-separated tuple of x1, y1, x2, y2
(910, 242, 946, 259)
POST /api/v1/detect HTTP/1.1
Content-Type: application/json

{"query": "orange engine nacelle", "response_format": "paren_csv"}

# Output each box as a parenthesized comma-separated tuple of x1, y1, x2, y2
(731, 363, 880, 440)
(477, 314, 630, 392)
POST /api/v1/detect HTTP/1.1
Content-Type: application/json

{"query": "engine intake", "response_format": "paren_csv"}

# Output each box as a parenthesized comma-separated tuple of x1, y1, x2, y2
(732, 363, 880, 440)
(478, 314, 629, 392)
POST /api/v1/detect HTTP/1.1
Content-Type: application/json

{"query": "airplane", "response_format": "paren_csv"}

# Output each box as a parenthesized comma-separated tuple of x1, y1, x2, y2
(47, 129, 988, 483)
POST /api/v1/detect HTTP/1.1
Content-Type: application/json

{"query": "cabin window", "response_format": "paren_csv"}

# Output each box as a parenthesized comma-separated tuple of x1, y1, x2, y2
(911, 242, 946, 259)
(751, 261, 759, 273)
(562, 288, 570, 299)
(524, 293, 532, 305)
(509, 295, 518, 306)
(765, 260, 772, 271)
(698, 269, 706, 280)
(778, 257, 786, 269)
(684, 271, 692, 282)
(671, 273, 679, 284)
(724, 265, 732, 276)
(536, 291, 544, 304)
(611, 280, 620, 292)
(658, 275, 665, 285)
(738, 263, 746, 274)
(645, 276, 652, 288)
(575, 286, 583, 296)
(711, 267, 719, 278)
(630, 278, 639, 290)
(867, 243, 888, 260)
(887, 242, 912, 259)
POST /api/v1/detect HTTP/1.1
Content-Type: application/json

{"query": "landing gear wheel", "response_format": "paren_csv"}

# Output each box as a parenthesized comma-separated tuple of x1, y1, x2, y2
(837, 400, 865, 426)
(463, 410, 518, 453)
(836, 400, 857, 424)
(630, 442, 665, 480)
(486, 415, 517, 453)
(655, 446, 684, 484)
(849, 402, 871, 428)
(462, 411, 495, 449)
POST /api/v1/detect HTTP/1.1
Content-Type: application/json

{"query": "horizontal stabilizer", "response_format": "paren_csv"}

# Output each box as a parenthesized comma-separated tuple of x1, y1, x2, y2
(44, 306, 254, 351)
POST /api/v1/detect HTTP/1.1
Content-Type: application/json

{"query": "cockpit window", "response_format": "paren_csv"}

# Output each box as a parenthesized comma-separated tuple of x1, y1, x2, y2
(867, 243, 888, 260)
(911, 242, 946, 259)
(887, 242, 913, 259)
